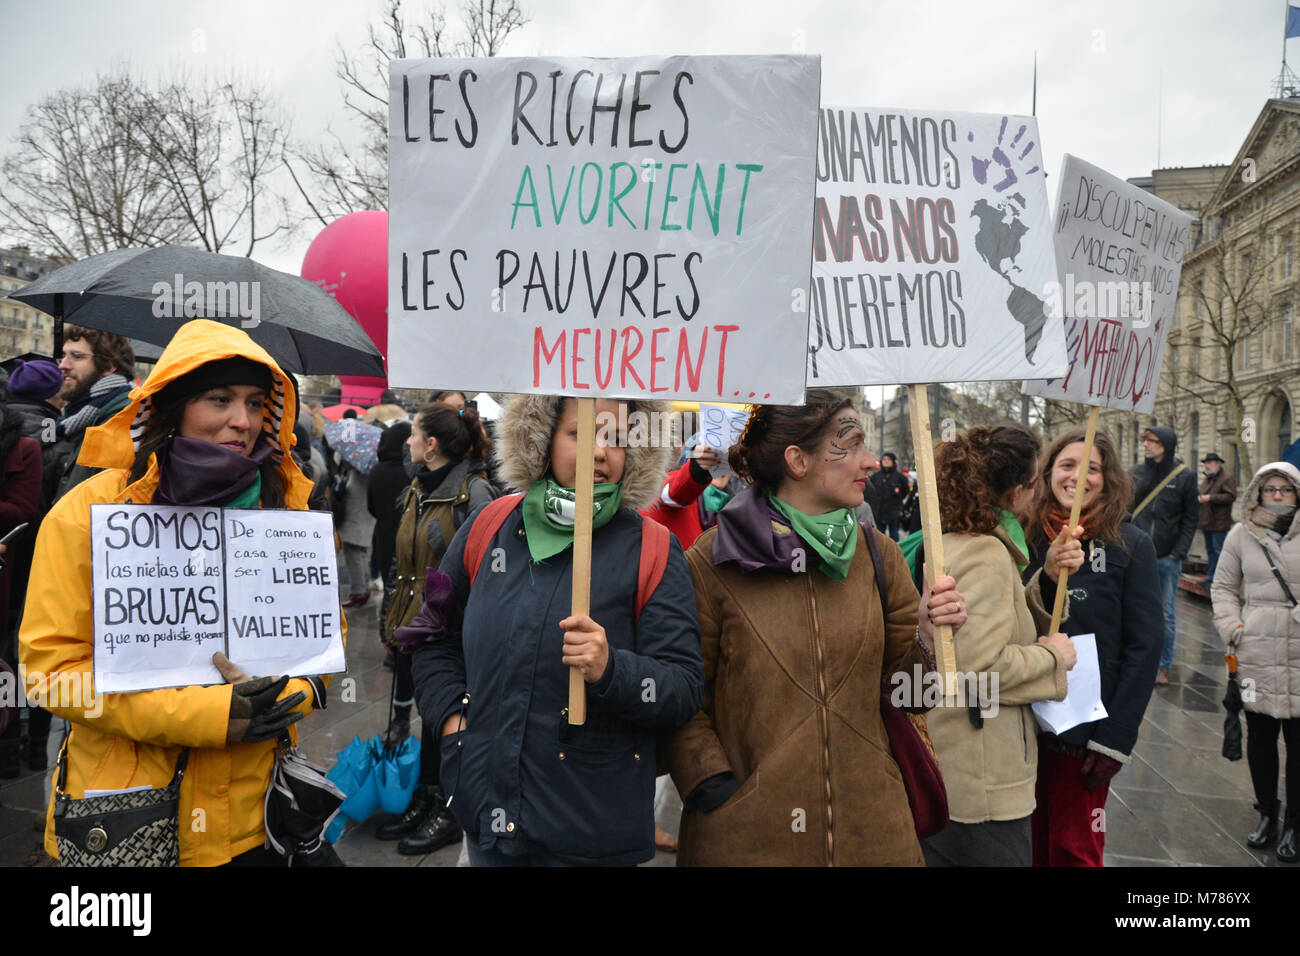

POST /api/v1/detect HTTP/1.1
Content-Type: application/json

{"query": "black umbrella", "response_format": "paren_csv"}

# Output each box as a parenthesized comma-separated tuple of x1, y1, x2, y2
(7, 245, 385, 377)
(264, 735, 347, 866)
(1222, 653, 1243, 762)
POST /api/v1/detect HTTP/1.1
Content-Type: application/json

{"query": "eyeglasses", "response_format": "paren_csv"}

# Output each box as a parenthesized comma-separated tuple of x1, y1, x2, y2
(1261, 485, 1295, 496)
(60, 349, 90, 363)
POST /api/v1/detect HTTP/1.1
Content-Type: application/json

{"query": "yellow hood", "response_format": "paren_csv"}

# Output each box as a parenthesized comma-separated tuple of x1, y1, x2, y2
(77, 319, 311, 505)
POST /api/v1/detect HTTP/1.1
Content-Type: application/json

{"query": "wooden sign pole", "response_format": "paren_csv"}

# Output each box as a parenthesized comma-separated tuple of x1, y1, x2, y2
(1047, 405, 1100, 635)
(906, 384, 956, 696)
(568, 397, 595, 725)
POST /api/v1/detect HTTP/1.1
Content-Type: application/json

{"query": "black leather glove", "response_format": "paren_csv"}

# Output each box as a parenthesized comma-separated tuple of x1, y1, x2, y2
(214, 652, 307, 743)
(687, 772, 742, 813)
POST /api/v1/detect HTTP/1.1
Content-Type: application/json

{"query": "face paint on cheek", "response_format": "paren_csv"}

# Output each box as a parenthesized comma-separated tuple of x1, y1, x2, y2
(826, 441, 849, 463)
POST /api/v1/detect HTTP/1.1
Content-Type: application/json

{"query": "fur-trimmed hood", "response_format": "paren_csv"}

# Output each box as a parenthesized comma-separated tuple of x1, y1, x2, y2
(1243, 461, 1300, 543)
(493, 395, 672, 510)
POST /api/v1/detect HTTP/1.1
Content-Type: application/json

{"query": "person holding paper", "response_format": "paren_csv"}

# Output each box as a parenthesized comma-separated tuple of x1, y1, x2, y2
(1026, 428, 1162, 867)
(922, 423, 1075, 867)
(1211, 462, 1300, 863)
(20, 319, 334, 866)
(407, 394, 705, 866)
(665, 390, 969, 866)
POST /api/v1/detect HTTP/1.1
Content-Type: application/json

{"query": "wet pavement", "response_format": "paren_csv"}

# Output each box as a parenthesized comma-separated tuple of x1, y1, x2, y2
(0, 585, 1288, 867)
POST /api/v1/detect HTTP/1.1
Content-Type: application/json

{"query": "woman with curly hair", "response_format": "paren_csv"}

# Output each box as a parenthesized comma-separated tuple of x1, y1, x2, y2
(666, 389, 969, 865)
(922, 422, 1075, 867)
(1025, 427, 1161, 866)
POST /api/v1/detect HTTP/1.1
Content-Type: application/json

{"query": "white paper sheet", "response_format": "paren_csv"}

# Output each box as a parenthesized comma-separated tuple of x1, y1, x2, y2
(1032, 632, 1108, 735)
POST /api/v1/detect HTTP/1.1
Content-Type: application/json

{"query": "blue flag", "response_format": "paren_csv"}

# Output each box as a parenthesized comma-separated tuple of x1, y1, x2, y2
(1289, 4, 1300, 39)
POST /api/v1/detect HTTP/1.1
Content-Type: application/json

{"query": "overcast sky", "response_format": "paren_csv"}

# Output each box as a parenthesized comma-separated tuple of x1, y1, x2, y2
(0, 0, 1289, 277)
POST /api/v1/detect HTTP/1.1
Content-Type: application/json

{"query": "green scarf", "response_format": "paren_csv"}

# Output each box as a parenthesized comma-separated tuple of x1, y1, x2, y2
(521, 476, 623, 562)
(998, 508, 1029, 573)
(226, 473, 262, 510)
(766, 491, 857, 580)
(701, 484, 731, 514)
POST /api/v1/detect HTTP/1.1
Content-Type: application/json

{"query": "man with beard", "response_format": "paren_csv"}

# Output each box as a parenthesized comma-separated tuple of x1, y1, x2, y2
(47, 326, 135, 502)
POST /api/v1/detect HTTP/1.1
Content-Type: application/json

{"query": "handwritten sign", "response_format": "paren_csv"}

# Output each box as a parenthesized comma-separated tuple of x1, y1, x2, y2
(1022, 155, 1191, 414)
(387, 55, 821, 403)
(698, 403, 748, 476)
(806, 106, 1069, 387)
(92, 505, 344, 694)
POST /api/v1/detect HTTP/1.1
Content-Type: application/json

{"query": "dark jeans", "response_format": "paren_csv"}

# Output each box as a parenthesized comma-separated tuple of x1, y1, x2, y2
(876, 519, 901, 541)
(1157, 556, 1181, 671)
(1203, 530, 1226, 582)
(921, 816, 1032, 866)
(393, 653, 439, 788)
(1244, 710, 1300, 816)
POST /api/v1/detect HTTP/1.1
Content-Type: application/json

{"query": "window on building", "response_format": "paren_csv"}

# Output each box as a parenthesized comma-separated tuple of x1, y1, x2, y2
(1288, 235, 1295, 279)
(1285, 307, 1294, 362)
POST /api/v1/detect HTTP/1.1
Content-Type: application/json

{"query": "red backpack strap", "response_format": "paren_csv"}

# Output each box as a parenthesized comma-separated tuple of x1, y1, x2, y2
(464, 494, 523, 586)
(635, 517, 672, 620)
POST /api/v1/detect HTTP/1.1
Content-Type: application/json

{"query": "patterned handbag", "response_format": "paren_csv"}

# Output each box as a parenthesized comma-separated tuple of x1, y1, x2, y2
(52, 737, 188, 867)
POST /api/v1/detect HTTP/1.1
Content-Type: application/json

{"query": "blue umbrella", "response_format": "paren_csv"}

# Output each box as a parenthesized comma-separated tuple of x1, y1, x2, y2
(323, 419, 382, 475)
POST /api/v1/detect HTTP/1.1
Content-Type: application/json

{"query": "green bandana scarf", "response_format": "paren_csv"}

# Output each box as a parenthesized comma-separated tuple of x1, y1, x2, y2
(225, 473, 262, 510)
(521, 476, 623, 562)
(766, 491, 858, 580)
(701, 484, 731, 514)
(998, 508, 1029, 573)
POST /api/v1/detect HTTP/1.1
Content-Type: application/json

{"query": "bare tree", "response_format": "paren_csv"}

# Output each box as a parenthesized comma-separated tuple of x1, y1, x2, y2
(289, 0, 528, 223)
(0, 71, 294, 259)
(1162, 207, 1280, 477)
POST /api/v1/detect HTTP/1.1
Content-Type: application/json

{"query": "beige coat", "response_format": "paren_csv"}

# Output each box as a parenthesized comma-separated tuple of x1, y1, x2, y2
(926, 528, 1068, 824)
(1211, 462, 1300, 720)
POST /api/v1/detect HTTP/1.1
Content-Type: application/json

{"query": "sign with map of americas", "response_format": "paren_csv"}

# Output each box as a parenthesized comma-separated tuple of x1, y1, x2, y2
(1022, 154, 1191, 415)
(806, 106, 1068, 386)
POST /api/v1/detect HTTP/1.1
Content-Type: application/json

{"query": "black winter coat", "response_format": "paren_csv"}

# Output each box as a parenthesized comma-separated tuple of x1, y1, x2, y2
(410, 504, 705, 865)
(1129, 426, 1198, 559)
(869, 465, 909, 524)
(1029, 521, 1162, 760)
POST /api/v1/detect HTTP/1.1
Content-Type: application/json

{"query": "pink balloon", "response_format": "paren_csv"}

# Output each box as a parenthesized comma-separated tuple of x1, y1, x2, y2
(301, 210, 388, 388)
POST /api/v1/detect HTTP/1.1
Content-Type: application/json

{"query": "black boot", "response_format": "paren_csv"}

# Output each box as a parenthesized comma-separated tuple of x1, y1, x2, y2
(397, 795, 462, 856)
(1278, 812, 1298, 864)
(382, 705, 411, 749)
(375, 784, 436, 841)
(1247, 801, 1281, 849)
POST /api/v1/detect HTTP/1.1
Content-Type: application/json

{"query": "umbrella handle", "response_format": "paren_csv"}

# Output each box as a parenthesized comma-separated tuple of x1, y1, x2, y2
(1224, 653, 1237, 674)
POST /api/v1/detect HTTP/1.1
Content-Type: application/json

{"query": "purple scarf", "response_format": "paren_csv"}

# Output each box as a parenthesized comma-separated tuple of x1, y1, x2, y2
(154, 437, 272, 506)
(712, 483, 809, 574)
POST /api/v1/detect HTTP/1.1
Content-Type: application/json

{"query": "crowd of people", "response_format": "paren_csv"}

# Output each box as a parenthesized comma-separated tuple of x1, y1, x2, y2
(1, 321, 1295, 866)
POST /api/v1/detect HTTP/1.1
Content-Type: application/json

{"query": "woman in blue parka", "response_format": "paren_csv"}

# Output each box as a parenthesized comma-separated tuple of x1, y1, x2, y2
(407, 394, 704, 866)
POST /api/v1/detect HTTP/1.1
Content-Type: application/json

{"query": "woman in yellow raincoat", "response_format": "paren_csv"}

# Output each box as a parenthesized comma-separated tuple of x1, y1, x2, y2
(20, 319, 338, 866)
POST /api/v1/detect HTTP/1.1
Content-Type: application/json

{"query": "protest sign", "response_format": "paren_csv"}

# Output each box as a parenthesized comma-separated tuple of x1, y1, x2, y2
(224, 509, 346, 679)
(387, 55, 821, 404)
(697, 402, 748, 476)
(1022, 154, 1192, 414)
(807, 106, 1068, 386)
(92, 505, 344, 694)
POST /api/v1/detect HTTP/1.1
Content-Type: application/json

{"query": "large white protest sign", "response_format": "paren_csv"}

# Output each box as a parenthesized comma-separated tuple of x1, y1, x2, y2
(92, 505, 344, 694)
(1022, 155, 1192, 414)
(806, 106, 1068, 386)
(387, 55, 821, 403)
(698, 402, 748, 476)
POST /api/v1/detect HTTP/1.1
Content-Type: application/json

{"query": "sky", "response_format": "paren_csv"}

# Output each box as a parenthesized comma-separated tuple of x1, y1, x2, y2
(0, 0, 1288, 274)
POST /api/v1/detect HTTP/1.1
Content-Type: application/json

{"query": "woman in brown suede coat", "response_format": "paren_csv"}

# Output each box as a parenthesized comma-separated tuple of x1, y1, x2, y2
(667, 390, 968, 866)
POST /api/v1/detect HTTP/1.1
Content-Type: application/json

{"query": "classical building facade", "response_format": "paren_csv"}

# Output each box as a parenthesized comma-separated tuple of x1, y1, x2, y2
(1097, 98, 1300, 493)
(0, 245, 62, 357)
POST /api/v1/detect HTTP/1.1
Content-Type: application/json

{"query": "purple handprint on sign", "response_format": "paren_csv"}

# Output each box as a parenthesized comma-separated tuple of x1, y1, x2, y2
(969, 117, 1040, 193)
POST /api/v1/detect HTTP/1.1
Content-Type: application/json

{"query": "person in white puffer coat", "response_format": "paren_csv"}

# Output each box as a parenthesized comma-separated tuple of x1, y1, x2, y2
(1212, 460, 1300, 863)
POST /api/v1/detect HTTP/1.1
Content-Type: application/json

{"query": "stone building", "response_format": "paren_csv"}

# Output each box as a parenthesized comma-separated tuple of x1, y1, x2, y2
(1098, 98, 1300, 488)
(0, 245, 63, 357)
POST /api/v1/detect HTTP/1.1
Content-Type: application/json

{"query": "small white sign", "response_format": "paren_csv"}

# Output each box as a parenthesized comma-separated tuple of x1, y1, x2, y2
(1032, 632, 1108, 735)
(697, 403, 748, 476)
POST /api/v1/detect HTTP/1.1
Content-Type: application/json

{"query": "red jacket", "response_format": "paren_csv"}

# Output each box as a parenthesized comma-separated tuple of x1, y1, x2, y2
(640, 463, 711, 548)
